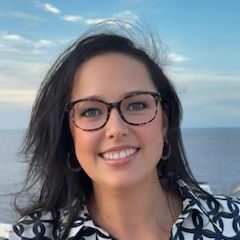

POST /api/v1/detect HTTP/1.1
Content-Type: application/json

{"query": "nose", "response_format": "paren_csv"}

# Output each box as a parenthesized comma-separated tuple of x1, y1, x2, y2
(104, 108, 129, 139)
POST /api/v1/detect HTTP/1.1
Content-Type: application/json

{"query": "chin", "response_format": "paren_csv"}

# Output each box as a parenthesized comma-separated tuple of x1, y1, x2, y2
(101, 173, 148, 190)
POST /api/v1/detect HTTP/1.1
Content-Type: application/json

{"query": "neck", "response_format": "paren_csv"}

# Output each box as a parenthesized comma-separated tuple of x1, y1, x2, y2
(87, 172, 181, 239)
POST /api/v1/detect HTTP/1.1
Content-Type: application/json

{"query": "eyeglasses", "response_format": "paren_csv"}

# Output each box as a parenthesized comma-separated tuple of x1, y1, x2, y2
(66, 91, 162, 131)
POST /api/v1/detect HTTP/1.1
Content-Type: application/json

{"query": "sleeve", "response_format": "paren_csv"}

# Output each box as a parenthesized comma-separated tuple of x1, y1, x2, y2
(6, 210, 58, 240)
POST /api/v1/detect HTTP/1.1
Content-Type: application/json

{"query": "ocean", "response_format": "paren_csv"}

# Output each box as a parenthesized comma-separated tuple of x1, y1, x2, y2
(0, 128, 240, 223)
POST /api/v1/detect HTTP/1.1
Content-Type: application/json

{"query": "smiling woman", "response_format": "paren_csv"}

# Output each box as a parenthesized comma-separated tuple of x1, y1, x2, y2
(7, 21, 240, 240)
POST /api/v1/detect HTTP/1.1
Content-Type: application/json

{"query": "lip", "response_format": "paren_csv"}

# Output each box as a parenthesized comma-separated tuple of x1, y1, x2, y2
(99, 148, 140, 166)
(99, 145, 139, 154)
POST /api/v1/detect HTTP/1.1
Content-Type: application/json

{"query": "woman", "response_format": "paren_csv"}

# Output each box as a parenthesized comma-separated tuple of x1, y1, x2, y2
(9, 22, 240, 239)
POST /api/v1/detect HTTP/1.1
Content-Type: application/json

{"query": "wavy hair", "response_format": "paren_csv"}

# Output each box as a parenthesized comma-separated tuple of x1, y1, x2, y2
(15, 21, 212, 238)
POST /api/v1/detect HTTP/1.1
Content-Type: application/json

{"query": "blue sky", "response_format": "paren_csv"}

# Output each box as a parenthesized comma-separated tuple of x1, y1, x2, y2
(0, 0, 239, 129)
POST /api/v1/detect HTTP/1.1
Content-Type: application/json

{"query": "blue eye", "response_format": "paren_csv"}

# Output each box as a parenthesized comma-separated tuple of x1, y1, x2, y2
(128, 102, 146, 111)
(81, 108, 101, 118)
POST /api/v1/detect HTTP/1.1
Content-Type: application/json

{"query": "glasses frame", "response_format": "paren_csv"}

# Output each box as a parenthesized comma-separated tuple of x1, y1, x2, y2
(65, 91, 162, 131)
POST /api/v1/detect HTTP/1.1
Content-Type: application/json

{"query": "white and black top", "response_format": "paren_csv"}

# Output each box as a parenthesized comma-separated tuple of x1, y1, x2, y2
(7, 180, 240, 239)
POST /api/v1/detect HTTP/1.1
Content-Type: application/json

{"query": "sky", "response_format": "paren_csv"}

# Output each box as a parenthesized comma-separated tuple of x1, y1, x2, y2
(0, 0, 239, 129)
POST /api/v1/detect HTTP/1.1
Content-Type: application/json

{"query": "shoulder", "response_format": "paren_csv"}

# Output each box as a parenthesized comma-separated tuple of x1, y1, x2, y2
(178, 179, 240, 218)
(196, 194, 240, 236)
(7, 209, 60, 240)
(177, 179, 240, 237)
(198, 193, 240, 216)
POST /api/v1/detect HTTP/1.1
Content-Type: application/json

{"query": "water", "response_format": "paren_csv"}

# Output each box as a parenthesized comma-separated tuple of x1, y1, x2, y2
(0, 128, 240, 223)
(182, 128, 240, 194)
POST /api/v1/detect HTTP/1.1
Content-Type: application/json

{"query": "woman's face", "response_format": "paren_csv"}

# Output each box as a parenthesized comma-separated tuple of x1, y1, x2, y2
(69, 53, 168, 190)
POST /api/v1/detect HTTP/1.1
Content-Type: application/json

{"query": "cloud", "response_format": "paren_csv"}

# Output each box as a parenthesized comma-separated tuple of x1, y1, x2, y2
(61, 10, 139, 27)
(1, 33, 32, 45)
(0, 59, 48, 90)
(84, 11, 139, 27)
(163, 66, 240, 124)
(0, 45, 46, 55)
(62, 15, 83, 22)
(168, 53, 188, 62)
(182, 89, 240, 107)
(0, 33, 39, 54)
(0, 89, 37, 106)
(34, 39, 55, 48)
(82, 17, 137, 29)
(113, 10, 139, 22)
(62, 16, 117, 25)
(2, 33, 23, 41)
(216, 106, 240, 117)
(0, 45, 26, 54)
(84, 18, 110, 25)
(166, 66, 240, 83)
(0, 33, 56, 56)
(42, 3, 61, 15)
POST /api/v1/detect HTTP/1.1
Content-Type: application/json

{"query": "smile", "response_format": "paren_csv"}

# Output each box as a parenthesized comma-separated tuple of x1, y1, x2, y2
(100, 148, 139, 160)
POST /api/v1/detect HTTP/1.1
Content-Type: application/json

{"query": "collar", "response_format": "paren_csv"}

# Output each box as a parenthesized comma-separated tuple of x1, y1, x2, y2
(59, 204, 114, 239)
(61, 179, 223, 238)
(176, 179, 223, 233)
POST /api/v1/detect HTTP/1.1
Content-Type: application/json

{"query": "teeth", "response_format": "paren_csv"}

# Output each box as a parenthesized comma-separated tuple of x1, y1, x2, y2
(102, 148, 137, 160)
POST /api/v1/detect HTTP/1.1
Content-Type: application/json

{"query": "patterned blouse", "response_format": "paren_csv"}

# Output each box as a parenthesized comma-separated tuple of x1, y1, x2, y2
(7, 180, 240, 240)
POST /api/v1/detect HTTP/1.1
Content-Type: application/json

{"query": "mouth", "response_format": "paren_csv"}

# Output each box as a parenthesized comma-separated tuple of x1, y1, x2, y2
(98, 147, 140, 161)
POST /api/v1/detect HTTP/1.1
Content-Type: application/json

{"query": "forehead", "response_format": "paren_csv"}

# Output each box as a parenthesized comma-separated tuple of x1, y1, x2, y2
(71, 53, 157, 101)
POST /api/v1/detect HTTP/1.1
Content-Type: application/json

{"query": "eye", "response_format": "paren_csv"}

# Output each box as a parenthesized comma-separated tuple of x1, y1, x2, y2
(80, 108, 102, 118)
(128, 102, 147, 111)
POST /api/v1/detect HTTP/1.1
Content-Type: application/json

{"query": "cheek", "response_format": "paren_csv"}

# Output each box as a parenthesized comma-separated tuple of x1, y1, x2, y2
(70, 121, 101, 164)
(74, 134, 99, 159)
(142, 114, 166, 159)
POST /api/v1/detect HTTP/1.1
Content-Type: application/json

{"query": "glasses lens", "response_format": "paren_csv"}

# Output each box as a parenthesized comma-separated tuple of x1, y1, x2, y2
(120, 93, 158, 124)
(71, 100, 107, 130)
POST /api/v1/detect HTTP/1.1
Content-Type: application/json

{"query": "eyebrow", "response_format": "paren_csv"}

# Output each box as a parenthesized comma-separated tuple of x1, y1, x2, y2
(80, 90, 152, 101)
